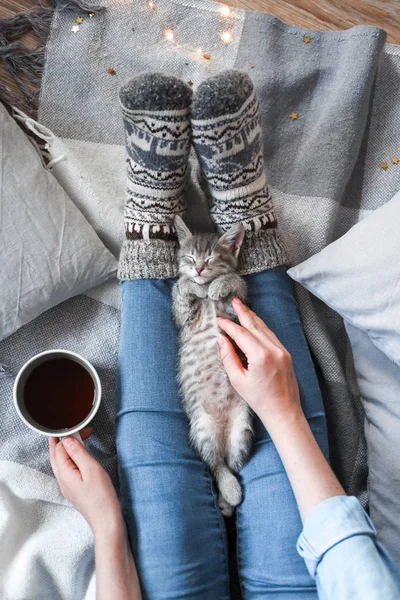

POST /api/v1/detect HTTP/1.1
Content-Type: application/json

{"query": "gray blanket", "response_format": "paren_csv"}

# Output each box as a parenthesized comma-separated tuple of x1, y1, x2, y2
(1, 0, 400, 597)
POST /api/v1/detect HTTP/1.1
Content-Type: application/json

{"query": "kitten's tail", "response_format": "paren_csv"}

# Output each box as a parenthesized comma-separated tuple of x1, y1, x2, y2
(215, 465, 242, 507)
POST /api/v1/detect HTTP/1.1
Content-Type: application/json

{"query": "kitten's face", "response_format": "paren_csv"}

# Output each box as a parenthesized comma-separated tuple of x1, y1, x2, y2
(175, 217, 245, 285)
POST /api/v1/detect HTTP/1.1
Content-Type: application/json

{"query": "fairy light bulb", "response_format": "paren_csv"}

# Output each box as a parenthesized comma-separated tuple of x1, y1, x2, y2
(196, 47, 202, 54)
(219, 4, 231, 17)
(221, 30, 232, 43)
(164, 28, 175, 42)
(148, 0, 154, 7)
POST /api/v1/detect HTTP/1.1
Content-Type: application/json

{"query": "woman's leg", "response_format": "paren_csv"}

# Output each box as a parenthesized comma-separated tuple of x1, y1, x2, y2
(190, 71, 328, 598)
(115, 74, 229, 599)
(116, 279, 229, 599)
(237, 268, 328, 599)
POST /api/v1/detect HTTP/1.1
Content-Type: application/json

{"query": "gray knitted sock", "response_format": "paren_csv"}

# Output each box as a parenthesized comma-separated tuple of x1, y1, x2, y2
(191, 70, 288, 275)
(118, 73, 193, 280)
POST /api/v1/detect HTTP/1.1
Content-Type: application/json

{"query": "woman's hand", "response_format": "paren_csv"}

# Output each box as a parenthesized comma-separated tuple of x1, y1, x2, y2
(217, 297, 303, 429)
(50, 431, 142, 599)
(49, 430, 122, 535)
(218, 297, 346, 522)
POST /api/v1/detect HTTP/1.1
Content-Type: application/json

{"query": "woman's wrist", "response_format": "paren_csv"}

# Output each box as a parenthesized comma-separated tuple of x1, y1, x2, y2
(258, 402, 307, 440)
(92, 503, 125, 541)
(94, 516, 130, 559)
(94, 510, 135, 572)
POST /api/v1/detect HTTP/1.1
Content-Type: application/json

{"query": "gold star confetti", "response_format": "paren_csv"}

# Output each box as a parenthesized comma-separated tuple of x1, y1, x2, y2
(88, 12, 95, 18)
(71, 24, 80, 33)
(203, 54, 211, 60)
(187, 80, 193, 87)
(107, 68, 117, 75)
(290, 112, 298, 120)
(303, 35, 311, 44)
(380, 161, 389, 170)
(392, 156, 399, 165)
(75, 16, 83, 24)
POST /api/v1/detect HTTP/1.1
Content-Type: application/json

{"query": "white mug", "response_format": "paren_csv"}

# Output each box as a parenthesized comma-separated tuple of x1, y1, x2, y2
(13, 349, 102, 443)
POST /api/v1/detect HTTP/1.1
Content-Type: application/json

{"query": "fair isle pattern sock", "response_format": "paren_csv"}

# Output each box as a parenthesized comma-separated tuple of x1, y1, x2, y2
(118, 73, 193, 280)
(191, 70, 288, 275)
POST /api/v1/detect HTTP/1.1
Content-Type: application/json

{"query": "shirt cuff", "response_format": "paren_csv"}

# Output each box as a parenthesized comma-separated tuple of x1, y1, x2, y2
(297, 495, 376, 578)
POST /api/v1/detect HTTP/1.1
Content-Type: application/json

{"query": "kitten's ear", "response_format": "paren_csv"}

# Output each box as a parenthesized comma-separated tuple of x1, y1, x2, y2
(174, 216, 192, 244)
(217, 223, 245, 259)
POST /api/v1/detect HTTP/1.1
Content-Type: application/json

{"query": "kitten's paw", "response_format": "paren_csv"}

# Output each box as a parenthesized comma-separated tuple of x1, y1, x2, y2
(189, 282, 208, 298)
(208, 281, 227, 301)
(226, 480, 243, 507)
(217, 470, 242, 507)
(208, 290, 223, 301)
(219, 494, 234, 517)
(197, 287, 209, 299)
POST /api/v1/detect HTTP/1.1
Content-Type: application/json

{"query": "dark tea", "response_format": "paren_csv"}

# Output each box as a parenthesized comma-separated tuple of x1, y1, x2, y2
(23, 358, 95, 430)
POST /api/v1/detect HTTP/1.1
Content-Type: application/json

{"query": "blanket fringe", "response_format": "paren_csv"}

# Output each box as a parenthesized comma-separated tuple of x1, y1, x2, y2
(0, 7, 53, 41)
(0, 0, 105, 117)
(53, 0, 105, 10)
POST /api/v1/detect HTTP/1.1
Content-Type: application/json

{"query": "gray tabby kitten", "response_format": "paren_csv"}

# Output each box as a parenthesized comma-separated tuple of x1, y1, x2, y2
(172, 215, 254, 516)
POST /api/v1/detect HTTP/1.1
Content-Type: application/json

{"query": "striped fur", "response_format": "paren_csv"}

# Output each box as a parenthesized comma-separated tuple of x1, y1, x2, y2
(172, 217, 254, 516)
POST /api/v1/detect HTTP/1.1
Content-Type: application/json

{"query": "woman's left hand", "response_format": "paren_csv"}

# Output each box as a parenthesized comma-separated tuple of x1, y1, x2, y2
(49, 429, 122, 535)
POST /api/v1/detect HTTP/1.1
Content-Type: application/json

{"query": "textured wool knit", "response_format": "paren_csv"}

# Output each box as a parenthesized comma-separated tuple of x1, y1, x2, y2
(118, 73, 193, 280)
(191, 70, 288, 275)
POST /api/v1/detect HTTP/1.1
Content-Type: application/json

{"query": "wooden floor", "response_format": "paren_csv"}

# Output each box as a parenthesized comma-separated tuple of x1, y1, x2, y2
(1, 0, 399, 41)
(227, 0, 400, 43)
(1, 0, 400, 102)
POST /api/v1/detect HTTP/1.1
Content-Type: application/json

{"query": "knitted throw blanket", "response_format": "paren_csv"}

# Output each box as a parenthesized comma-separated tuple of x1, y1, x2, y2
(1, 0, 400, 598)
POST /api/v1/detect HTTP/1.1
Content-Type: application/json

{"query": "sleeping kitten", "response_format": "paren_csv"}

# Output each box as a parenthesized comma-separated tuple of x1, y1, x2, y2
(172, 215, 254, 517)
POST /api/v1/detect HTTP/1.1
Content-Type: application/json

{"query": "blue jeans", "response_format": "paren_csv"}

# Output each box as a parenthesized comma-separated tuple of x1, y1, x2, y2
(115, 267, 329, 599)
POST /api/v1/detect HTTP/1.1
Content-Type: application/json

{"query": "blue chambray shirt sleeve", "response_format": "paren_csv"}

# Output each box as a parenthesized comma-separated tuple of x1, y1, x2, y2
(297, 496, 400, 600)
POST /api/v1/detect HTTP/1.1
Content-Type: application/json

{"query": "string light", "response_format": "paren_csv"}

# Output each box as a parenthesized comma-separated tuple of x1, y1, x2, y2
(148, 2, 236, 58)
(219, 4, 231, 18)
(163, 28, 175, 42)
(221, 30, 232, 44)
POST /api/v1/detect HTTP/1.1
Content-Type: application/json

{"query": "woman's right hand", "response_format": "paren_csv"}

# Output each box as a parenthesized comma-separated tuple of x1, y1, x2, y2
(217, 297, 303, 430)
(218, 298, 348, 527)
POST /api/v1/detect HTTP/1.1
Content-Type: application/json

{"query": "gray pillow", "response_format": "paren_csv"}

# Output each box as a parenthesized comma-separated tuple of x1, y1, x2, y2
(287, 193, 400, 567)
(0, 104, 118, 342)
(287, 190, 400, 367)
(345, 321, 400, 570)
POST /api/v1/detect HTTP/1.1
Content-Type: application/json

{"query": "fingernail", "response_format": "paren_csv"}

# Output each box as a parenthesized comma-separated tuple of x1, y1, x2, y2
(218, 334, 225, 348)
(62, 436, 75, 449)
(232, 297, 241, 304)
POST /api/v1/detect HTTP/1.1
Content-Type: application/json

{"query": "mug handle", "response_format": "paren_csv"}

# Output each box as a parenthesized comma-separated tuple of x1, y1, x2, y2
(70, 431, 85, 446)
(59, 431, 85, 446)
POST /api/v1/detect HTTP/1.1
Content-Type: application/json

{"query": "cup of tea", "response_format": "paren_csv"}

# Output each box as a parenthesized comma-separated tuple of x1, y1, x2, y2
(13, 349, 102, 443)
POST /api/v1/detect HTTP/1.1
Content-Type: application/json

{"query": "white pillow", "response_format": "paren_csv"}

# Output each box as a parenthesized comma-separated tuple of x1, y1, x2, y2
(287, 190, 400, 367)
(0, 104, 118, 342)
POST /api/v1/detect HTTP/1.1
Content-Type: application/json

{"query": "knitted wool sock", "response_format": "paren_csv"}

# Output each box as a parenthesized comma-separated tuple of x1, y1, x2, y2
(118, 73, 193, 280)
(191, 70, 288, 275)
